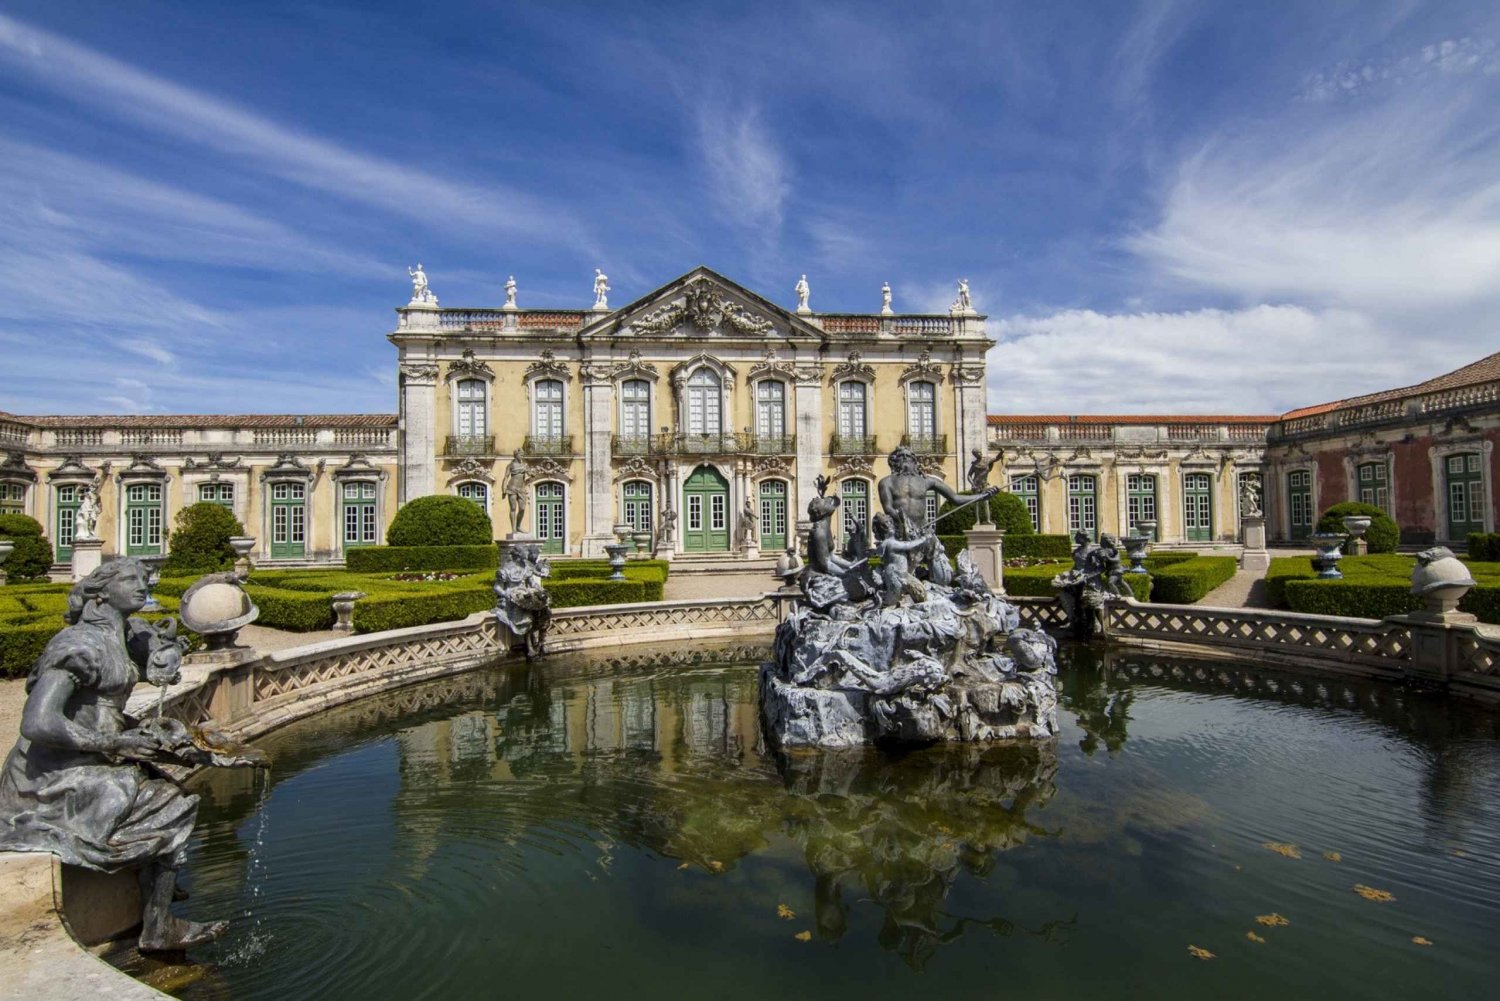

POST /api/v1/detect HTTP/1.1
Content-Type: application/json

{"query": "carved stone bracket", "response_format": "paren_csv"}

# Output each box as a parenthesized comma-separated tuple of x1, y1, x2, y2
(447, 349, 495, 382)
(950, 364, 986, 386)
(899, 349, 945, 385)
(399, 362, 439, 382)
(525, 349, 572, 383)
(829, 350, 875, 384)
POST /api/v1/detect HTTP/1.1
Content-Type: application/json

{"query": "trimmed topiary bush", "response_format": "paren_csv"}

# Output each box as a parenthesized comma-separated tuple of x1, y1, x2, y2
(1316, 502, 1399, 553)
(0, 513, 55, 582)
(345, 544, 498, 573)
(1003, 534, 1073, 560)
(164, 502, 245, 575)
(935, 491, 1037, 535)
(1147, 556, 1237, 604)
(386, 496, 493, 547)
(1467, 532, 1500, 561)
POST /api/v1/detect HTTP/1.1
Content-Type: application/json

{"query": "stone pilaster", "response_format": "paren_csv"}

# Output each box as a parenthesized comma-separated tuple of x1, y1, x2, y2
(398, 359, 438, 503)
(794, 364, 823, 539)
(953, 363, 988, 487)
(581, 373, 616, 558)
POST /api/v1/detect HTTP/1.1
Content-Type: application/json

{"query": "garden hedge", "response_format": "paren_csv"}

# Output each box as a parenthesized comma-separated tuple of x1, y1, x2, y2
(1002, 562, 1151, 602)
(345, 545, 499, 573)
(1467, 533, 1500, 561)
(164, 502, 244, 575)
(0, 513, 56, 582)
(1265, 554, 1500, 624)
(1315, 501, 1399, 553)
(1003, 534, 1073, 560)
(386, 495, 493, 547)
(1146, 556, 1238, 604)
(935, 491, 1037, 535)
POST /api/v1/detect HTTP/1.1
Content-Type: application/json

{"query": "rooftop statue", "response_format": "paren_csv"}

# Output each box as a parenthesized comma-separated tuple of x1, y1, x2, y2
(953, 278, 972, 313)
(0, 559, 260, 952)
(593, 268, 610, 309)
(408, 262, 437, 305)
(504, 274, 518, 308)
(881, 281, 893, 315)
(795, 274, 811, 312)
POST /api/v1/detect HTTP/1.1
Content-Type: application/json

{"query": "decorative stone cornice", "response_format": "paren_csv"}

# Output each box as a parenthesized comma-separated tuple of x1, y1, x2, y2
(899, 349, 945, 385)
(262, 454, 313, 480)
(447, 349, 495, 382)
(400, 361, 440, 382)
(747, 348, 798, 383)
(522, 455, 574, 484)
(751, 455, 791, 480)
(834, 455, 874, 479)
(331, 453, 383, 480)
(629, 280, 774, 336)
(525, 349, 572, 383)
(829, 351, 875, 385)
(119, 454, 166, 479)
(1, 451, 36, 482)
(613, 455, 658, 482)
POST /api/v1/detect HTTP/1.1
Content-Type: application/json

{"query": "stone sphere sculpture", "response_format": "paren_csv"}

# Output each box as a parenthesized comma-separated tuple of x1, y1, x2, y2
(178, 573, 259, 650)
(1411, 547, 1477, 617)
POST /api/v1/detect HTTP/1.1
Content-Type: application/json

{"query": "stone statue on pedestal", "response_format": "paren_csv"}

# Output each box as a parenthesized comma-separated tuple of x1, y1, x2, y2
(1240, 475, 1263, 519)
(494, 544, 552, 659)
(74, 484, 101, 542)
(795, 274, 810, 313)
(881, 281, 893, 315)
(737, 497, 758, 551)
(408, 263, 437, 305)
(593, 269, 610, 310)
(653, 506, 677, 559)
(967, 448, 1001, 496)
(504, 275, 518, 309)
(1051, 530, 1129, 637)
(953, 278, 972, 313)
(502, 455, 529, 534)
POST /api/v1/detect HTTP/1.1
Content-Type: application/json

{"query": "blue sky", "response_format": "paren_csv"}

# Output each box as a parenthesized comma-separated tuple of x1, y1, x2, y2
(1, 1, 1498, 416)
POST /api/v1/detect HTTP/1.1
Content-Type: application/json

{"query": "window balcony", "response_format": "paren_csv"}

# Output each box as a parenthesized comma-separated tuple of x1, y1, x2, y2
(901, 433, 948, 455)
(665, 432, 746, 455)
(522, 434, 575, 457)
(444, 434, 496, 457)
(829, 434, 879, 455)
(748, 433, 796, 455)
(612, 434, 659, 456)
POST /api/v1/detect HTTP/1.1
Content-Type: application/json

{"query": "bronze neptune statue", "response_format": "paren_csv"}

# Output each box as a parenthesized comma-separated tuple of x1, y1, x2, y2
(0, 559, 258, 952)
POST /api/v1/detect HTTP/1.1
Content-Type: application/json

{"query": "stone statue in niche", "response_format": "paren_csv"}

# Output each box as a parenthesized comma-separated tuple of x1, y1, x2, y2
(502, 455, 530, 534)
(493, 543, 552, 659)
(74, 483, 101, 542)
(761, 451, 1057, 748)
(0, 559, 262, 952)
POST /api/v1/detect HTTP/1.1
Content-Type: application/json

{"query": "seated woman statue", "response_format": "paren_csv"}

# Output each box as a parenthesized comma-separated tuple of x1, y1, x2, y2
(0, 559, 243, 951)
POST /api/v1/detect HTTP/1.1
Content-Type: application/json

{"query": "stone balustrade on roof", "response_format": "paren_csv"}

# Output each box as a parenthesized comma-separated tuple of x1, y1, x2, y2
(987, 414, 1275, 445)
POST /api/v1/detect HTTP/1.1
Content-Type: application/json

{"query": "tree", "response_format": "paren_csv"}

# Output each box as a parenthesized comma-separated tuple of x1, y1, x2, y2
(935, 491, 1037, 536)
(1316, 501, 1399, 553)
(386, 495, 494, 547)
(0, 513, 55, 582)
(164, 502, 245, 574)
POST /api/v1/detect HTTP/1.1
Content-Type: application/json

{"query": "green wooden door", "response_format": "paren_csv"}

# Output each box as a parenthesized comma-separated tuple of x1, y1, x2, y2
(1445, 453, 1485, 540)
(1183, 473, 1213, 542)
(682, 466, 729, 552)
(1287, 470, 1313, 540)
(535, 481, 565, 554)
(341, 481, 379, 550)
(1126, 474, 1158, 539)
(55, 484, 80, 560)
(270, 481, 306, 559)
(623, 480, 653, 534)
(124, 483, 163, 556)
(758, 479, 787, 551)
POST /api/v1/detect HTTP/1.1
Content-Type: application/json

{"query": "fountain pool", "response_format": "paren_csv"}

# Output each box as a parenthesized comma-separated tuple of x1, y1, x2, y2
(126, 647, 1500, 1000)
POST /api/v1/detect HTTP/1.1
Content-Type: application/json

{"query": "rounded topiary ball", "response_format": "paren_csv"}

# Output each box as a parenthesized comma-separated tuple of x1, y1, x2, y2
(0, 513, 55, 582)
(165, 502, 246, 574)
(1316, 501, 1399, 553)
(935, 491, 1037, 536)
(386, 495, 494, 547)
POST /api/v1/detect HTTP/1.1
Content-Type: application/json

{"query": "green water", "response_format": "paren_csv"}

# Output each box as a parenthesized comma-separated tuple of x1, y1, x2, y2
(150, 647, 1500, 1000)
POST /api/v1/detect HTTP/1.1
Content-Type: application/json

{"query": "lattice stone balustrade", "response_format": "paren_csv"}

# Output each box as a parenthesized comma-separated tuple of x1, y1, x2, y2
(549, 596, 777, 639)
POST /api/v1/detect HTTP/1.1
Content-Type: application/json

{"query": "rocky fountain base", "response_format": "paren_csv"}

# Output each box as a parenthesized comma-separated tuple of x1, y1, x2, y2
(760, 584, 1058, 749)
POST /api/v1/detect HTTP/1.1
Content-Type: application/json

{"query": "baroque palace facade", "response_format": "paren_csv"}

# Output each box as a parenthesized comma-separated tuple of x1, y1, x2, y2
(3, 264, 1497, 571)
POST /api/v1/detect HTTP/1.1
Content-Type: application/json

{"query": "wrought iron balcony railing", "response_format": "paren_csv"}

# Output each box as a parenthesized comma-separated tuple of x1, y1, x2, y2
(611, 434, 658, 456)
(749, 433, 796, 455)
(444, 434, 496, 456)
(522, 434, 575, 457)
(829, 433, 879, 455)
(666, 432, 746, 455)
(901, 433, 947, 455)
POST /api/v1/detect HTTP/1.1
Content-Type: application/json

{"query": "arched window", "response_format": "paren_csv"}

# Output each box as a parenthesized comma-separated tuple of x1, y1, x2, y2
(457, 481, 489, 512)
(1067, 474, 1096, 535)
(906, 381, 937, 449)
(1183, 472, 1213, 542)
(456, 378, 487, 438)
(270, 481, 307, 559)
(620, 379, 651, 445)
(1126, 474, 1157, 539)
(1356, 461, 1389, 513)
(1010, 474, 1040, 530)
(533, 379, 564, 442)
(755, 380, 787, 451)
(837, 382, 868, 447)
(685, 368, 722, 437)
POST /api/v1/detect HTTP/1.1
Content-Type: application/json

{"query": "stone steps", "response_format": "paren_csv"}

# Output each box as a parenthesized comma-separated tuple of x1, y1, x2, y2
(663, 554, 779, 575)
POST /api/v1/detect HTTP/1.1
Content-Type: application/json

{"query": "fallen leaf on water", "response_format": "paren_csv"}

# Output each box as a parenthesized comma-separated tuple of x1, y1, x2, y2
(1453, 849, 1467, 858)
(794, 930, 812, 942)
(676, 862, 691, 870)
(707, 860, 725, 873)
(1412, 936, 1433, 947)
(1232, 864, 1242, 872)
(1246, 932, 1266, 944)
(1256, 913, 1290, 927)
(1262, 841, 1302, 859)
(1323, 851, 1342, 863)
(777, 904, 795, 920)
(1187, 945, 1215, 960)
(1353, 884, 1395, 902)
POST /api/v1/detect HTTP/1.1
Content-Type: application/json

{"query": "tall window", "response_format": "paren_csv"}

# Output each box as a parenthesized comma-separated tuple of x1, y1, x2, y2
(125, 482, 164, 556)
(457, 481, 489, 512)
(838, 382, 868, 441)
(1, 482, 26, 516)
(686, 369, 722, 437)
(535, 481, 565, 554)
(198, 482, 234, 508)
(756, 380, 786, 448)
(1183, 472, 1213, 542)
(924, 489, 939, 528)
(1445, 453, 1484, 539)
(1067, 474, 1096, 535)
(270, 481, 306, 559)
(1126, 474, 1157, 539)
(1287, 470, 1313, 540)
(622, 480, 653, 534)
(55, 484, 80, 557)
(1010, 474, 1040, 531)
(1356, 461, 1389, 513)
(341, 482, 379, 548)
(759, 479, 787, 551)
(841, 479, 870, 541)
(907, 381, 936, 446)
(456, 378, 487, 438)
(620, 379, 651, 442)
(533, 379, 564, 440)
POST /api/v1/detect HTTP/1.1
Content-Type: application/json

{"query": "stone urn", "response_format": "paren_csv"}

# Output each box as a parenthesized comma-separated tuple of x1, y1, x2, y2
(179, 572, 260, 653)
(1342, 515, 1373, 556)
(330, 590, 365, 632)
(631, 530, 652, 556)
(612, 522, 634, 544)
(1122, 533, 1151, 574)
(1136, 518, 1157, 541)
(228, 535, 257, 573)
(138, 554, 168, 612)
(0, 538, 12, 586)
(1410, 547, 1476, 618)
(604, 543, 630, 581)
(1308, 533, 1345, 579)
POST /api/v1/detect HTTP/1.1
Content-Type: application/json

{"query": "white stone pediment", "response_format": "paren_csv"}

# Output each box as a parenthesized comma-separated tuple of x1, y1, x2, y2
(580, 267, 817, 342)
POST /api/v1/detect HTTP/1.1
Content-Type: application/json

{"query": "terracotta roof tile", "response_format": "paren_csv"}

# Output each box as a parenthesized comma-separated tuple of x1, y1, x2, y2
(987, 414, 1278, 425)
(1279, 349, 1500, 419)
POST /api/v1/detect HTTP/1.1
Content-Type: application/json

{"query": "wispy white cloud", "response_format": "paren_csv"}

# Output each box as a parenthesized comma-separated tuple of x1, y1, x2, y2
(1299, 36, 1500, 102)
(694, 100, 790, 237)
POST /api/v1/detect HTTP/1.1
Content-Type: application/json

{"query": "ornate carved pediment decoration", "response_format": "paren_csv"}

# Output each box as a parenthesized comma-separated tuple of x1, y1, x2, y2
(1, 451, 36, 482)
(613, 456, 658, 482)
(445, 456, 494, 486)
(751, 455, 791, 480)
(747, 348, 798, 383)
(523, 457, 574, 484)
(1179, 445, 1217, 465)
(613, 350, 659, 382)
(262, 453, 312, 481)
(525, 349, 572, 383)
(400, 361, 439, 382)
(669, 353, 737, 388)
(834, 455, 874, 479)
(918, 456, 946, 477)
(183, 453, 242, 472)
(123, 454, 165, 475)
(331, 453, 383, 480)
(899, 349, 945, 385)
(630, 299, 685, 335)
(1067, 447, 1093, 462)
(829, 350, 875, 384)
(1034, 452, 1064, 481)
(629, 280, 774, 336)
(793, 364, 824, 385)
(448, 349, 495, 382)
(1439, 414, 1478, 437)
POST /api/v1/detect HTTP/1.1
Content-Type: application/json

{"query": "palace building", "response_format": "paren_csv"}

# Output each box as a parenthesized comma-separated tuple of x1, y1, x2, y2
(2, 265, 1497, 572)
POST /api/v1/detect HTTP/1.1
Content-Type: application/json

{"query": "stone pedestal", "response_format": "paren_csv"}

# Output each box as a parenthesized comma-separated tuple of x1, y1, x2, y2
(744, 543, 760, 560)
(1348, 538, 1369, 556)
(1240, 516, 1270, 571)
(70, 539, 103, 582)
(184, 646, 258, 668)
(331, 591, 365, 632)
(963, 526, 1006, 594)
